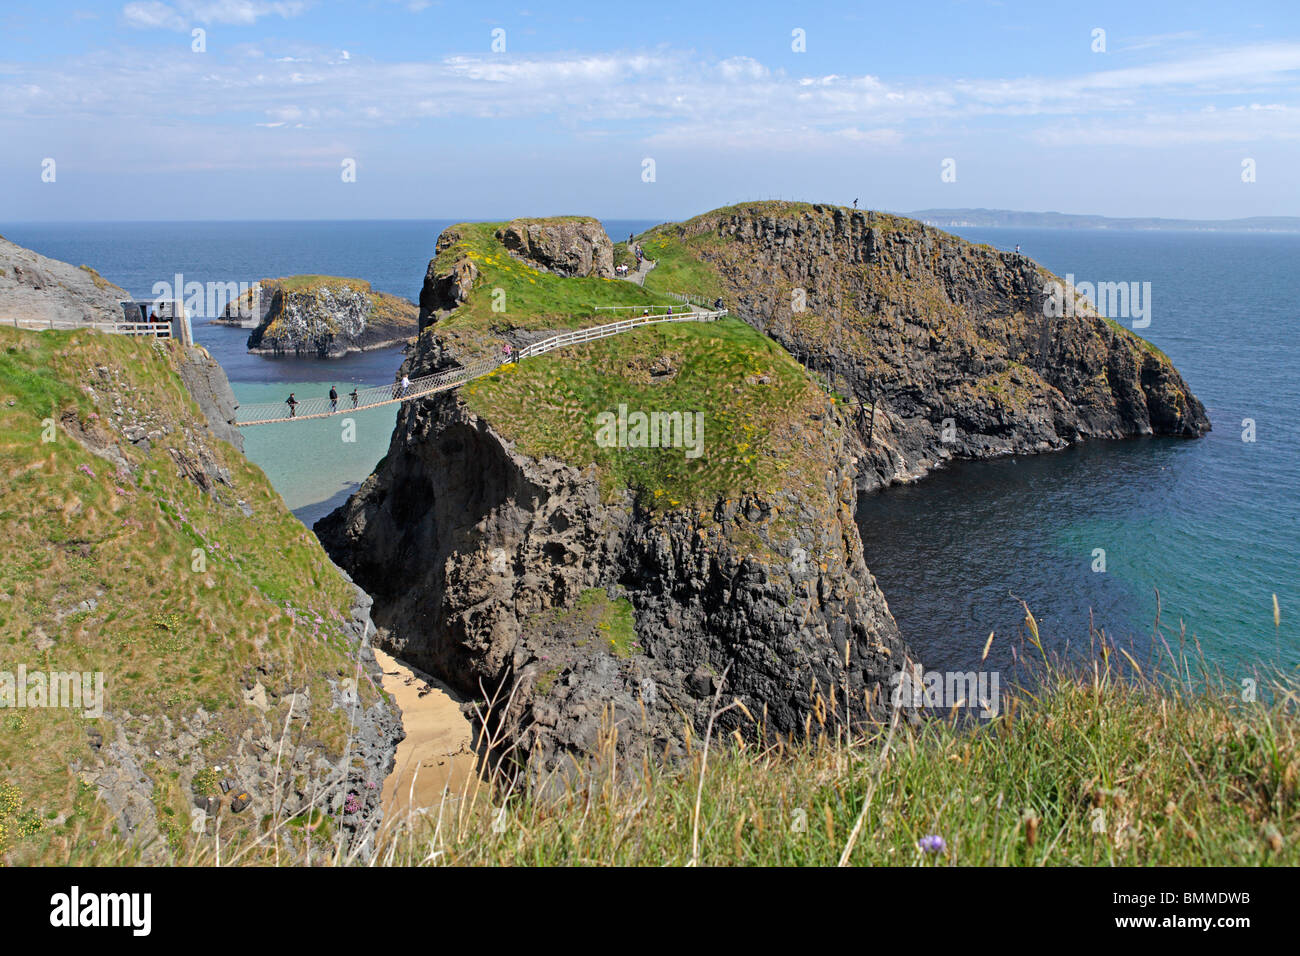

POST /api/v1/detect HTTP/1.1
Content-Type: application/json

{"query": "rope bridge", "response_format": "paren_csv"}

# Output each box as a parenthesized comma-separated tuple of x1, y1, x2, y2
(235, 302, 726, 426)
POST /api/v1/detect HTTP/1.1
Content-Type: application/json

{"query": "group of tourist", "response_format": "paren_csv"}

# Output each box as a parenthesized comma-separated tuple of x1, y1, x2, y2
(284, 385, 361, 418)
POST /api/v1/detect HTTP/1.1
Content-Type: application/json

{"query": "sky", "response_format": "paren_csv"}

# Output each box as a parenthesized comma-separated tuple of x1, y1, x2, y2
(1, 0, 1298, 221)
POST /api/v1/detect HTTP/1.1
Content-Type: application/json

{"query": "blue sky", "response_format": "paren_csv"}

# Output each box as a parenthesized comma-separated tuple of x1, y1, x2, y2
(2, 0, 1298, 220)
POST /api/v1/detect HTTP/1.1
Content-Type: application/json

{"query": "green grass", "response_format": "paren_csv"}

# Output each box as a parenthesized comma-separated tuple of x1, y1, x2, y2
(461, 316, 836, 508)
(432, 222, 675, 343)
(638, 230, 727, 300)
(0, 327, 384, 864)
(78, 639, 1300, 867)
(377, 644, 1300, 866)
(258, 274, 376, 295)
(574, 588, 637, 658)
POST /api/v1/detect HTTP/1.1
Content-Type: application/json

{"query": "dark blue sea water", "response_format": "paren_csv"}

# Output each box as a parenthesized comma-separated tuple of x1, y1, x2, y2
(2, 220, 1294, 676)
(859, 227, 1300, 678)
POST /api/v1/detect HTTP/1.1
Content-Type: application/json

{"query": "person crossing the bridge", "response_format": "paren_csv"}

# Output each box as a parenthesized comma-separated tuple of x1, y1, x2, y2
(400, 374, 411, 397)
(286, 392, 298, 418)
(349, 387, 358, 409)
(329, 386, 338, 412)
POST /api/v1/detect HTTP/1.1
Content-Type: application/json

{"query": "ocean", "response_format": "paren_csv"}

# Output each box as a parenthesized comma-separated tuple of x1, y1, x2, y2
(2, 219, 1294, 676)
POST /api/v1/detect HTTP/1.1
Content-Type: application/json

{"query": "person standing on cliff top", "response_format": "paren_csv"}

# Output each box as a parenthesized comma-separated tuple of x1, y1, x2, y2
(329, 386, 338, 412)
(286, 392, 298, 418)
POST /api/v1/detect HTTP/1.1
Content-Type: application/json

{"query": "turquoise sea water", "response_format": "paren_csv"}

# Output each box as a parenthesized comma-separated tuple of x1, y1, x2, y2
(3, 220, 1294, 675)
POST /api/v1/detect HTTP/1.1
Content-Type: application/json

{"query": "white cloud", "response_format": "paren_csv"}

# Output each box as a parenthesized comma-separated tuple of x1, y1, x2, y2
(122, 0, 309, 30)
(4, 38, 1299, 172)
(123, 1, 187, 30)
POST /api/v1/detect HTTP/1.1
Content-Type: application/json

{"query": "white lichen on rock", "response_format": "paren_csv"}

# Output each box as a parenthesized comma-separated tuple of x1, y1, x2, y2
(261, 285, 371, 353)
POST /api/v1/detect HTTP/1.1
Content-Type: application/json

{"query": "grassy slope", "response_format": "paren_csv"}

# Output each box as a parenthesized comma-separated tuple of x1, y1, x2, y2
(0, 327, 383, 863)
(463, 317, 836, 507)
(182, 650, 1299, 867)
(435, 221, 840, 509)
(431, 222, 673, 344)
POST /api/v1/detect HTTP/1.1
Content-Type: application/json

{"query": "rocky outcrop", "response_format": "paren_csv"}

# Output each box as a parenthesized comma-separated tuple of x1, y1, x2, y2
(175, 345, 244, 453)
(418, 227, 479, 332)
(224, 277, 417, 358)
(83, 578, 401, 860)
(645, 203, 1210, 490)
(318, 384, 912, 782)
(494, 217, 615, 279)
(417, 218, 616, 334)
(0, 234, 129, 325)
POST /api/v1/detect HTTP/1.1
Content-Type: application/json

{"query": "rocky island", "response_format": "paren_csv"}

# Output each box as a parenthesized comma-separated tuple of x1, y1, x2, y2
(219, 275, 418, 358)
(317, 201, 1209, 783)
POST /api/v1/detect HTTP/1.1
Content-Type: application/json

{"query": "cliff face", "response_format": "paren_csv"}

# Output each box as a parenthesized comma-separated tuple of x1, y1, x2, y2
(224, 277, 417, 358)
(318, 390, 909, 779)
(0, 234, 129, 325)
(495, 217, 615, 279)
(175, 345, 245, 453)
(641, 203, 1210, 489)
(0, 260, 402, 862)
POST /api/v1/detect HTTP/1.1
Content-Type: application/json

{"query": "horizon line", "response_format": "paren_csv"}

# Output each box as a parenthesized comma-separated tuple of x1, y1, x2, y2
(4, 207, 1300, 226)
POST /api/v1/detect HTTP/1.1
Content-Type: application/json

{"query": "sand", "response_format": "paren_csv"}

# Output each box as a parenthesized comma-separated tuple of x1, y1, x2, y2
(373, 648, 480, 828)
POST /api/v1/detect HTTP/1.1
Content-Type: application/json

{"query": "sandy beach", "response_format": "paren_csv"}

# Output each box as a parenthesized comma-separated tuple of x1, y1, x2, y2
(373, 648, 480, 827)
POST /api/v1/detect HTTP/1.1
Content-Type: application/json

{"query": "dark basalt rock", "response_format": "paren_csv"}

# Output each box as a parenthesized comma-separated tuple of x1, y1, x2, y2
(317, 391, 913, 782)
(655, 203, 1209, 491)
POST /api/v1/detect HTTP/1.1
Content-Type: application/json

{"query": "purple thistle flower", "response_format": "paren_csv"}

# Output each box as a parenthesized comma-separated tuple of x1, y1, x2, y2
(918, 834, 946, 854)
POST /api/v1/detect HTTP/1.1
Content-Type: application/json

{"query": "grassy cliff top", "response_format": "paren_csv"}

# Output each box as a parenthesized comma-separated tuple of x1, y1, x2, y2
(432, 221, 672, 334)
(0, 327, 384, 862)
(248, 276, 416, 316)
(462, 316, 841, 508)
(428, 220, 846, 510)
(260, 275, 379, 294)
(635, 200, 1179, 370)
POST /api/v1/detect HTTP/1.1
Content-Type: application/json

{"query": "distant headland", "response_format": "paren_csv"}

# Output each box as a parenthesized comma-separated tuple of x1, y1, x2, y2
(912, 208, 1300, 233)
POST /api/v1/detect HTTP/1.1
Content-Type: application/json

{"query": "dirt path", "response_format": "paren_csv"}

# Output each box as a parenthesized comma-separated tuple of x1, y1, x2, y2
(373, 648, 479, 826)
(621, 257, 656, 286)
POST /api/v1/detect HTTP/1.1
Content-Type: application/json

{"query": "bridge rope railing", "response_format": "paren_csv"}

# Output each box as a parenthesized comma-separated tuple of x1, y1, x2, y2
(235, 300, 726, 426)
